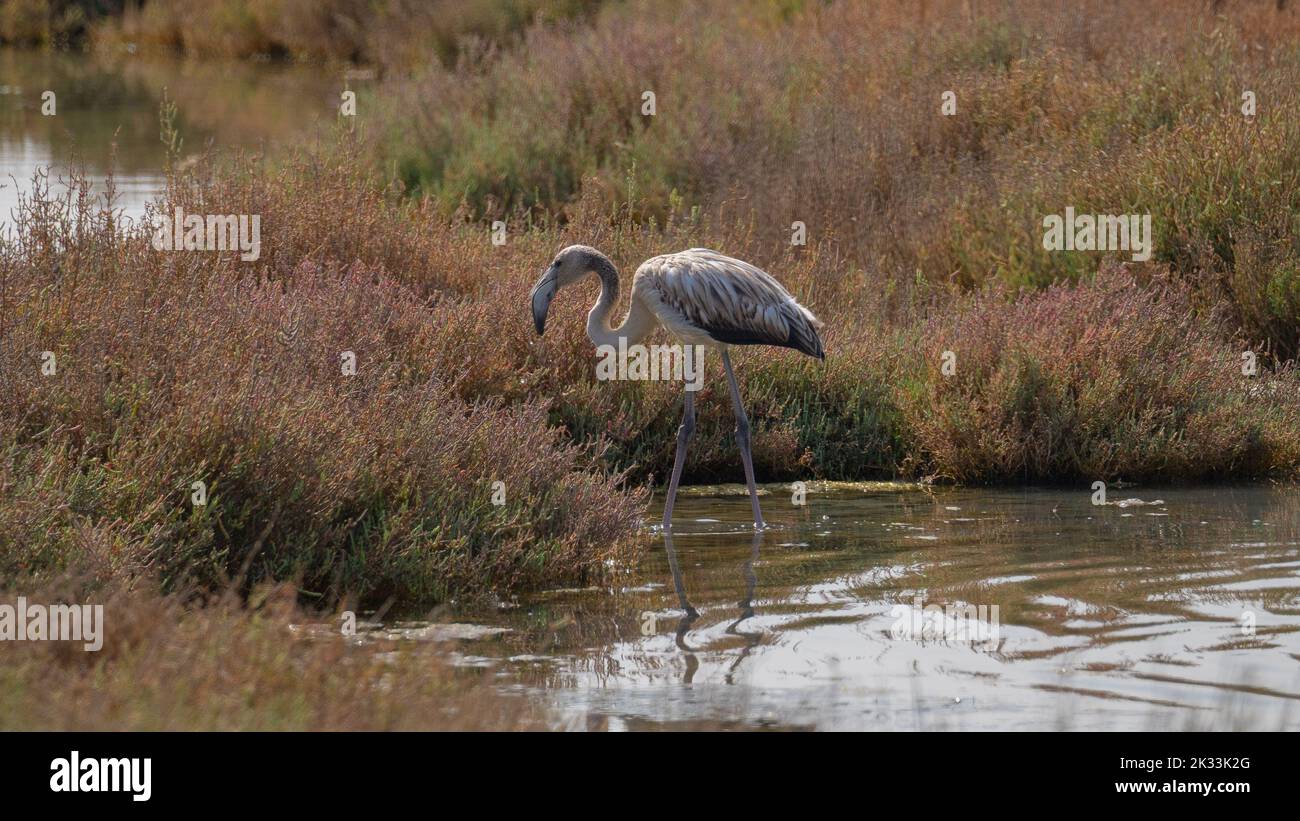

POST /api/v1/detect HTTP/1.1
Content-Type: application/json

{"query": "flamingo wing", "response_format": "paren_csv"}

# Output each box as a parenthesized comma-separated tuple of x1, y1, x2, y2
(633, 249, 824, 359)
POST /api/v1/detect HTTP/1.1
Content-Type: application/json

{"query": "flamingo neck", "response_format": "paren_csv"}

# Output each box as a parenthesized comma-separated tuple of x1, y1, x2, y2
(586, 252, 651, 348)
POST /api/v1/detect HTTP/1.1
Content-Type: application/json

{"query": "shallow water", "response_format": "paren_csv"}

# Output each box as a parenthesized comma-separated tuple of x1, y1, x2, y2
(0, 49, 360, 226)
(422, 483, 1300, 730)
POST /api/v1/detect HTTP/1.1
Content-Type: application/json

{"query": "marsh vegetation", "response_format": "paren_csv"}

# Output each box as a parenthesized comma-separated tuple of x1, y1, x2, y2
(2, 0, 1300, 729)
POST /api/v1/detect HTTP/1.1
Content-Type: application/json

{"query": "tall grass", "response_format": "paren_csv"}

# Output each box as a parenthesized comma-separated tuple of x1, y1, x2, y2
(378, 0, 1300, 356)
(0, 161, 645, 606)
(908, 264, 1300, 482)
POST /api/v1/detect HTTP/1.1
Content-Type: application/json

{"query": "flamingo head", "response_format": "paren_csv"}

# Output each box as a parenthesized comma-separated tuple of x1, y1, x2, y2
(529, 245, 599, 335)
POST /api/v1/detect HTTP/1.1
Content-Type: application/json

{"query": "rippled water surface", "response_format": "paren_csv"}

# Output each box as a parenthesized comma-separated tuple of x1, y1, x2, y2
(419, 483, 1300, 730)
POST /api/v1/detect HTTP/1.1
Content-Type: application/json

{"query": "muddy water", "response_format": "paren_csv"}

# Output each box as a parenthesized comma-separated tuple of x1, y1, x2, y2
(425, 483, 1300, 730)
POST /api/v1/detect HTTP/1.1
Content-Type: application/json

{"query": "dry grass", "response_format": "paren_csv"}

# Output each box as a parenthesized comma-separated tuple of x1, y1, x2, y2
(381, 0, 1300, 356)
(0, 577, 549, 730)
(0, 161, 646, 607)
(907, 263, 1300, 482)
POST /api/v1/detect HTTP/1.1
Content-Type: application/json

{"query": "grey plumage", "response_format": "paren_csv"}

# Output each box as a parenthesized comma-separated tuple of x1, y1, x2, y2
(633, 249, 825, 358)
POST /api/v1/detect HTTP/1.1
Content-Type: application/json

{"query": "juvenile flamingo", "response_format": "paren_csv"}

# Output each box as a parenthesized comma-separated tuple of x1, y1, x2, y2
(530, 245, 824, 529)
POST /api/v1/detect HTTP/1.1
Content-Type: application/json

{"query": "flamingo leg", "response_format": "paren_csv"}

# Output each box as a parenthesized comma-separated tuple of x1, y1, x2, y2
(662, 387, 695, 530)
(722, 348, 765, 528)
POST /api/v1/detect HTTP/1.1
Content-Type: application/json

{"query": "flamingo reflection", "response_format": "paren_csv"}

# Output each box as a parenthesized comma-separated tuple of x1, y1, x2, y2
(662, 529, 765, 684)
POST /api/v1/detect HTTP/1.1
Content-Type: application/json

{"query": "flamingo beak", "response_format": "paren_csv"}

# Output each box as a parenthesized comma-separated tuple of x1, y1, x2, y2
(530, 268, 557, 335)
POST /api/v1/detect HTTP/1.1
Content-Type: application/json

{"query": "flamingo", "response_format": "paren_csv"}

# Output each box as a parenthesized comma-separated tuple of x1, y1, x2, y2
(529, 245, 824, 529)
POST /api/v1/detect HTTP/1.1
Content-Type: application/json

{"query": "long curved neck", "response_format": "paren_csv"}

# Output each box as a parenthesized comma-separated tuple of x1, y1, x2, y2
(586, 252, 653, 348)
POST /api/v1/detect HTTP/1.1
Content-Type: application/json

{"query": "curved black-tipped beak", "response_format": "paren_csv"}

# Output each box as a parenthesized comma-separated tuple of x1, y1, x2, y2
(530, 271, 557, 336)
